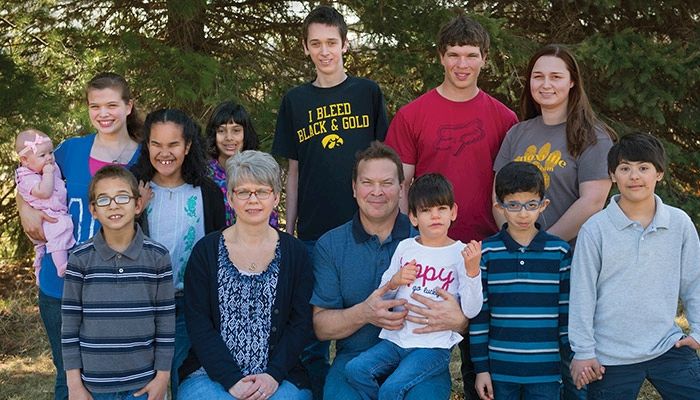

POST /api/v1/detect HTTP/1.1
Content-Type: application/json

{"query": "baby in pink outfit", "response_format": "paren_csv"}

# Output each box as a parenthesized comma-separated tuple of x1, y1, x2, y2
(15, 129, 75, 283)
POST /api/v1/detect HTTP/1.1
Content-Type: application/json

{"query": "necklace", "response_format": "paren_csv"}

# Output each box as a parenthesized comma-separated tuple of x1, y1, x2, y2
(248, 262, 257, 272)
(97, 135, 130, 163)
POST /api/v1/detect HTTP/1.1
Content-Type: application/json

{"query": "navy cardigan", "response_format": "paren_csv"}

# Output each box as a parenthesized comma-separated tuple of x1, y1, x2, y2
(178, 230, 313, 391)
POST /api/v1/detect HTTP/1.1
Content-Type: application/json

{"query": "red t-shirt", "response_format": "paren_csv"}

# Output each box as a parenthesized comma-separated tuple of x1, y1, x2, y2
(386, 89, 517, 242)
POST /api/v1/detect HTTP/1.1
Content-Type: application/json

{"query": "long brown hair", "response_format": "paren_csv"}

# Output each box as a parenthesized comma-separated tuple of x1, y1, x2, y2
(519, 44, 616, 158)
(86, 72, 143, 141)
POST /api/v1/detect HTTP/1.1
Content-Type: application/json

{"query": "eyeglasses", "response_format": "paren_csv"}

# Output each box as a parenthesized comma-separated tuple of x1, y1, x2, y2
(93, 194, 136, 207)
(232, 188, 274, 200)
(500, 200, 543, 212)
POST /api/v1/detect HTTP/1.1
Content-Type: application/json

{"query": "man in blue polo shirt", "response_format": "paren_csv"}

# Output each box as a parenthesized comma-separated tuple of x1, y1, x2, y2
(311, 142, 468, 399)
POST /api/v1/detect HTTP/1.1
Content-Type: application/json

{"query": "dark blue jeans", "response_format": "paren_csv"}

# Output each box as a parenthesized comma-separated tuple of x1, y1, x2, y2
(39, 290, 68, 400)
(301, 239, 330, 400)
(587, 345, 700, 400)
(493, 381, 560, 400)
(90, 390, 145, 400)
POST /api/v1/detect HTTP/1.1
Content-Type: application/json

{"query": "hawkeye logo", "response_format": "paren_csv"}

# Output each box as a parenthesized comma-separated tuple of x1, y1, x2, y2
(322, 134, 344, 149)
(514, 143, 567, 188)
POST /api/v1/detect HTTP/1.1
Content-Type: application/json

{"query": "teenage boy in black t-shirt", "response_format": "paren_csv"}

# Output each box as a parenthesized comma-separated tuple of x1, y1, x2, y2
(272, 5, 388, 246)
(271, 6, 388, 399)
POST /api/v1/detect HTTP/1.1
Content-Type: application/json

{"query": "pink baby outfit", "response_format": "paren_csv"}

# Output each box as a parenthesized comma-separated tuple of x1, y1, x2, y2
(15, 165, 75, 280)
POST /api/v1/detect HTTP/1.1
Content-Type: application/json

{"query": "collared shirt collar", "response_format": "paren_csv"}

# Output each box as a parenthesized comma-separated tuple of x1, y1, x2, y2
(607, 194, 670, 231)
(93, 224, 145, 261)
(351, 211, 413, 244)
(495, 223, 548, 252)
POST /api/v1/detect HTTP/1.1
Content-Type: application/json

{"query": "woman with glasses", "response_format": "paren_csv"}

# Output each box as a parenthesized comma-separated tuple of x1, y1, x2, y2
(492, 45, 616, 400)
(178, 150, 313, 400)
(131, 108, 226, 398)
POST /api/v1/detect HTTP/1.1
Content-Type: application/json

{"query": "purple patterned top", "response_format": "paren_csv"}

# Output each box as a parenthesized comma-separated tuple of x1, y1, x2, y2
(207, 159, 279, 228)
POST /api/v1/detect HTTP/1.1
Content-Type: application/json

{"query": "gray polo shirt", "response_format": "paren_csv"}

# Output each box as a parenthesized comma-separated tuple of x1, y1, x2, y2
(569, 194, 700, 365)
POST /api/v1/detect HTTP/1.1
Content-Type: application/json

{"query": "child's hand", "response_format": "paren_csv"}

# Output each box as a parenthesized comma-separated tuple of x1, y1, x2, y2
(138, 180, 154, 208)
(134, 370, 169, 400)
(389, 259, 418, 290)
(42, 163, 55, 175)
(475, 372, 494, 400)
(68, 385, 93, 400)
(570, 357, 605, 389)
(462, 240, 482, 278)
(675, 335, 700, 350)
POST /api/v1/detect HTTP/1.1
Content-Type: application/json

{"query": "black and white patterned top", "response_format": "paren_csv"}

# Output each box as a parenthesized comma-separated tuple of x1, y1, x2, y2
(217, 236, 280, 376)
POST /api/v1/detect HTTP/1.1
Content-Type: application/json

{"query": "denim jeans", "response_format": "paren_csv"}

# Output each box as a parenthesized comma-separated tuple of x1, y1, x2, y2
(39, 290, 68, 400)
(493, 381, 560, 400)
(560, 345, 586, 400)
(344, 340, 451, 400)
(587, 345, 700, 400)
(301, 239, 330, 400)
(171, 296, 191, 400)
(325, 353, 452, 400)
(90, 390, 145, 400)
(178, 367, 312, 400)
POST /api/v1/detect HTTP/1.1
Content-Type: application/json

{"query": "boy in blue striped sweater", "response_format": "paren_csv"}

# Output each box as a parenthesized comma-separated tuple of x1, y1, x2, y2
(62, 165, 175, 400)
(470, 161, 571, 400)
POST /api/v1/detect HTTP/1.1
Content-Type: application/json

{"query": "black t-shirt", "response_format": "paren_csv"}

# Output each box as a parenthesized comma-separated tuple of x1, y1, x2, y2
(272, 76, 388, 241)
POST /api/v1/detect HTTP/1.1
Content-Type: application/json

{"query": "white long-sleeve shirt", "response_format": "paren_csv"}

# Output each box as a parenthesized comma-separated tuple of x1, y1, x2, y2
(379, 237, 482, 349)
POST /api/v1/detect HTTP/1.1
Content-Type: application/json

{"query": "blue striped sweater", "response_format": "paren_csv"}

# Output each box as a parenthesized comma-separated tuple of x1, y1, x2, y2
(469, 226, 571, 384)
(61, 226, 175, 393)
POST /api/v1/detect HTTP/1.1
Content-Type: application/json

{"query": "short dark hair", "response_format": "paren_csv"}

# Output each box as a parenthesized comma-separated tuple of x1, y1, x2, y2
(437, 14, 490, 57)
(352, 141, 405, 184)
(302, 5, 348, 45)
(495, 161, 546, 203)
(408, 173, 455, 216)
(205, 101, 260, 159)
(607, 132, 666, 174)
(88, 165, 140, 204)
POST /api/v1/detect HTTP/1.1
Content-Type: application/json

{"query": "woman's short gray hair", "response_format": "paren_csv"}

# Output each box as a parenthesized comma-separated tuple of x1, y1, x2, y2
(225, 150, 282, 193)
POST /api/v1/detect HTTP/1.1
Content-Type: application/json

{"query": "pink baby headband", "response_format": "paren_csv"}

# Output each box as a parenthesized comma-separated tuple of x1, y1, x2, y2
(18, 133, 50, 156)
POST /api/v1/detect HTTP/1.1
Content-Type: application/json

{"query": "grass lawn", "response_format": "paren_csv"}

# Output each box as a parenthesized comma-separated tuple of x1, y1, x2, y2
(0, 262, 669, 399)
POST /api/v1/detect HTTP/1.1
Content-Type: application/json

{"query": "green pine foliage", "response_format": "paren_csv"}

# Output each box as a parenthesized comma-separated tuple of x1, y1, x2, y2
(1, 0, 698, 261)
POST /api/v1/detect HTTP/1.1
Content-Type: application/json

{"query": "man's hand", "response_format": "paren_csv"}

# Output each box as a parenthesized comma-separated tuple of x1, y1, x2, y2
(461, 240, 482, 278)
(570, 357, 605, 389)
(475, 372, 494, 400)
(406, 288, 468, 334)
(361, 283, 408, 330)
(389, 259, 417, 290)
(134, 370, 169, 400)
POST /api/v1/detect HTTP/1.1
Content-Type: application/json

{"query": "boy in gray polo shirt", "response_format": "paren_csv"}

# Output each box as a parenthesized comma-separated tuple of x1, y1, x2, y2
(569, 133, 700, 399)
(62, 165, 175, 399)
